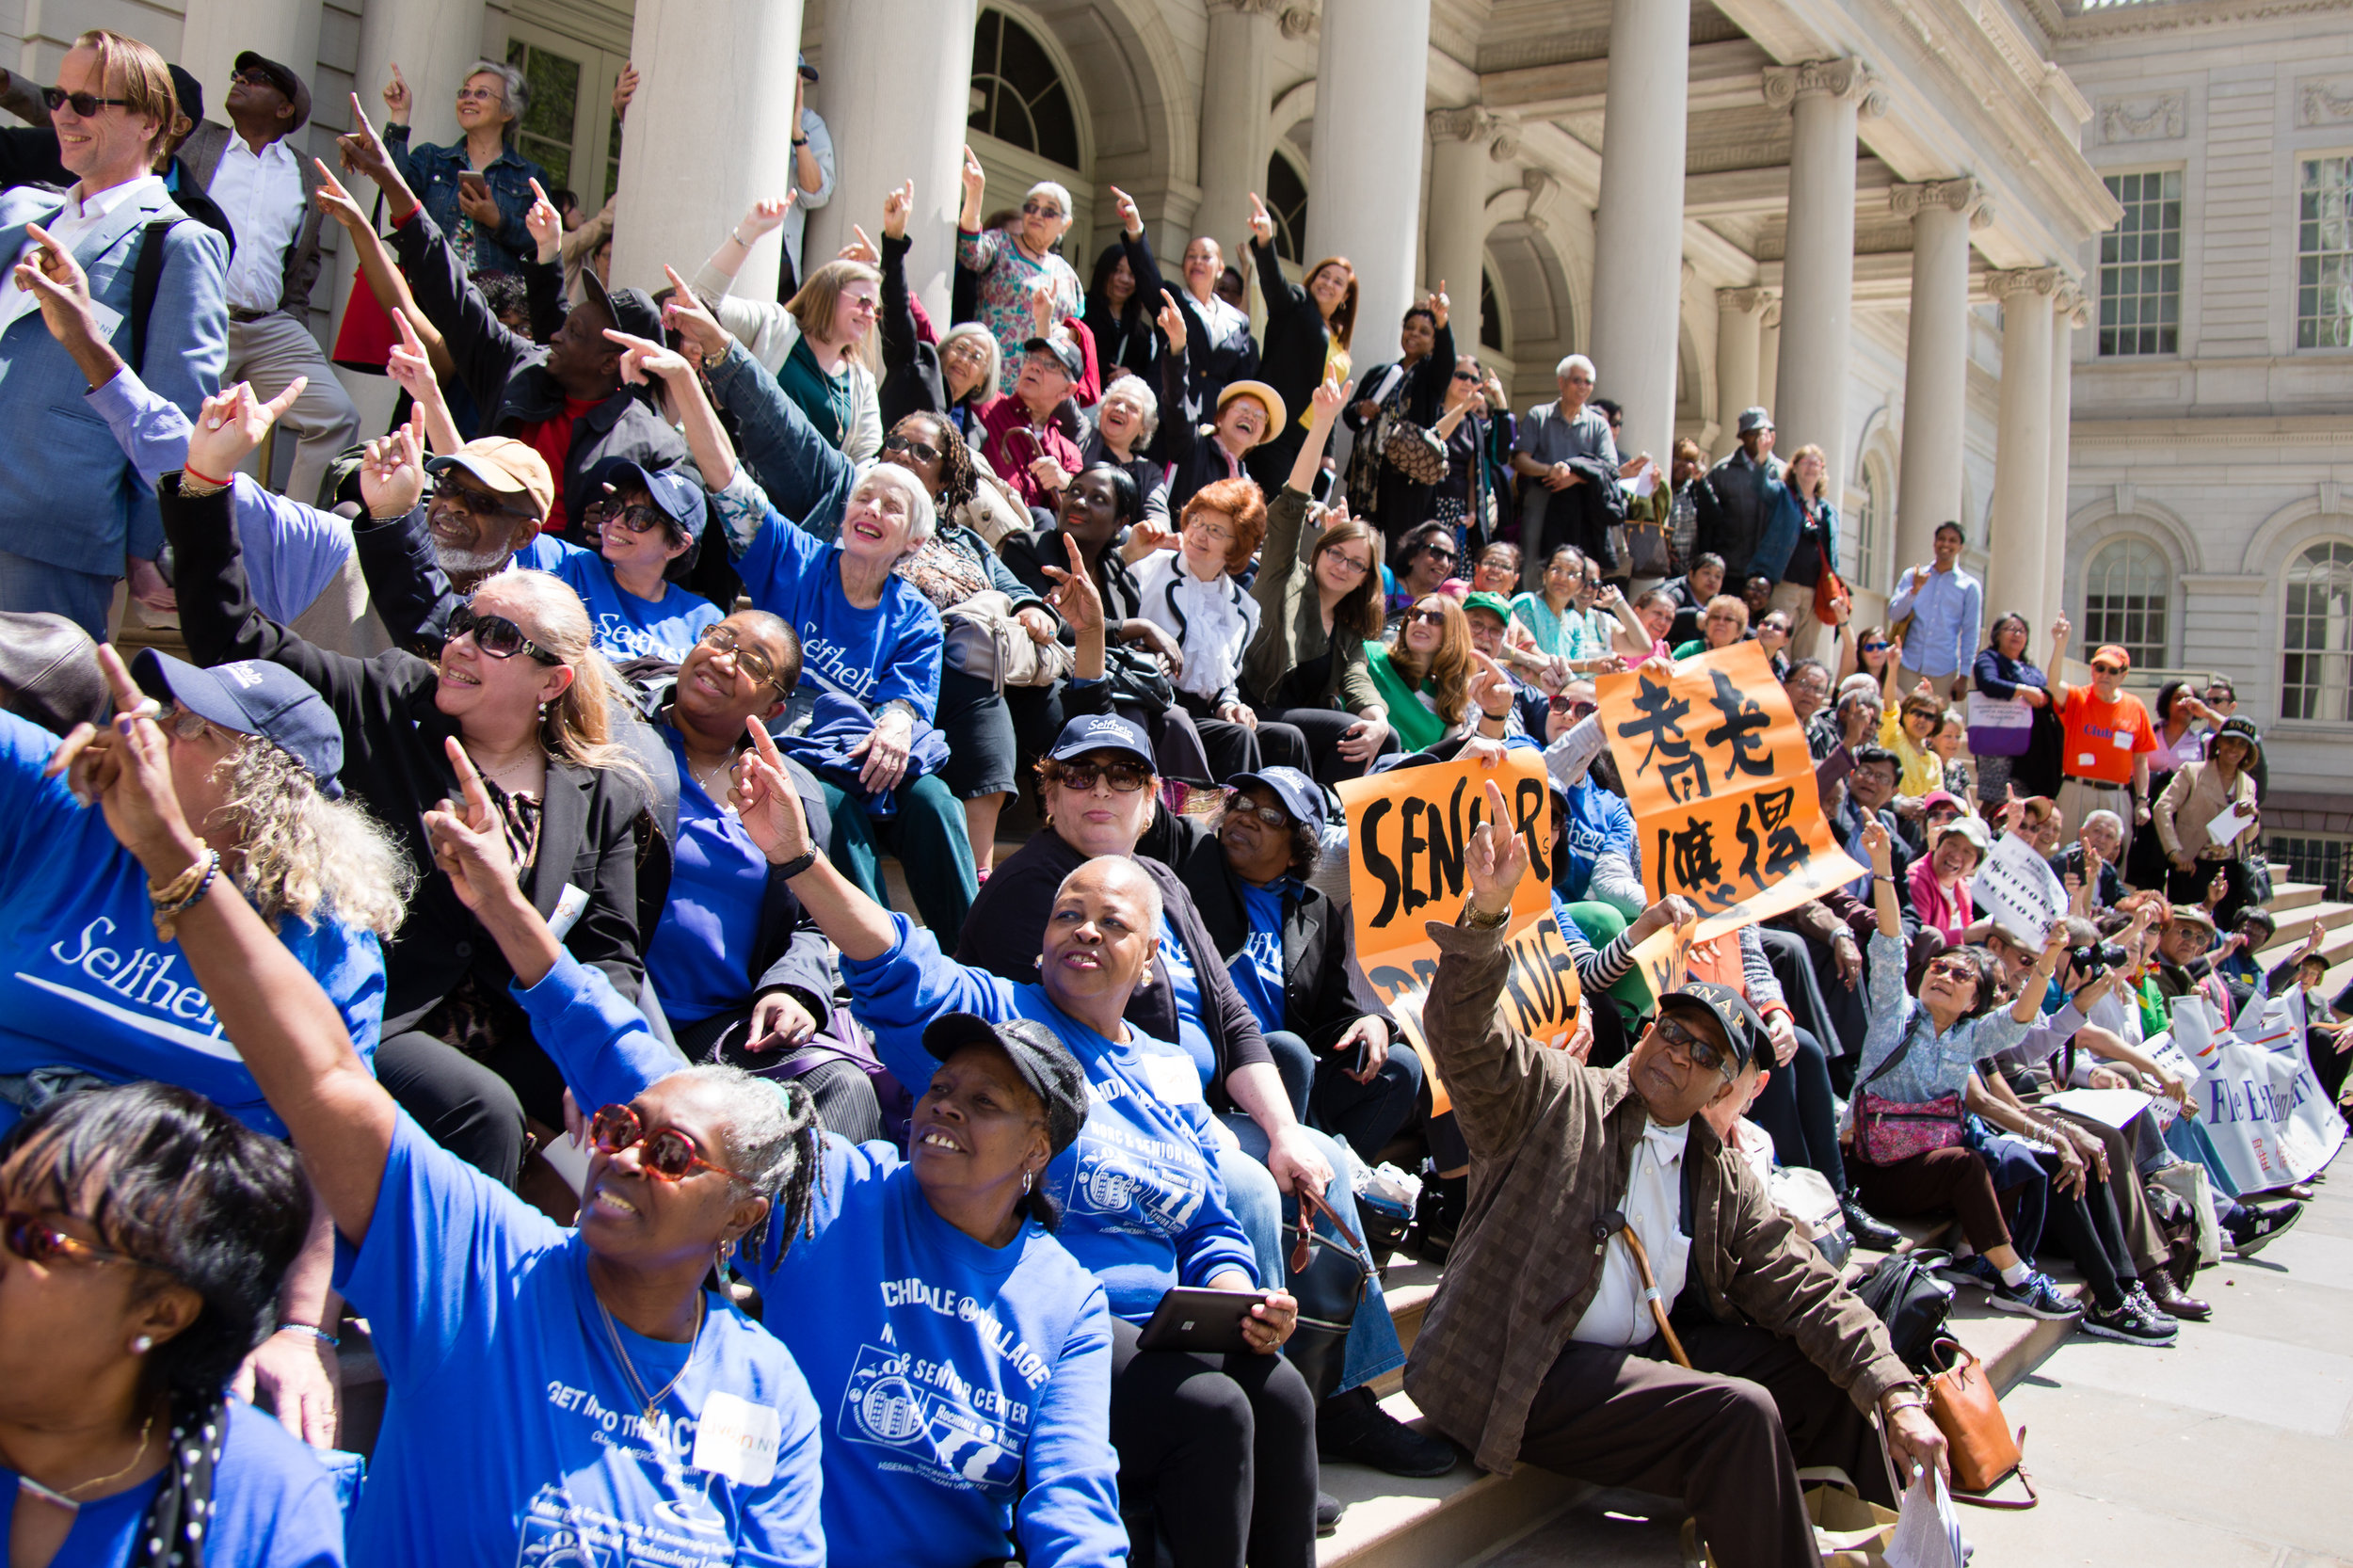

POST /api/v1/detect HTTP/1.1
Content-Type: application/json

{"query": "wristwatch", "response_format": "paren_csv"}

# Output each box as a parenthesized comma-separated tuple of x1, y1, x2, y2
(772, 848, 818, 879)
(792, 136, 809, 148)
(1464, 903, 1510, 930)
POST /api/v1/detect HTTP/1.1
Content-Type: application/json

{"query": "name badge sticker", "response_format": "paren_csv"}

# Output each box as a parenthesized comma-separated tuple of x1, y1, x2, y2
(2112, 728, 2134, 749)
(693, 1390, 782, 1487)
(548, 883, 591, 940)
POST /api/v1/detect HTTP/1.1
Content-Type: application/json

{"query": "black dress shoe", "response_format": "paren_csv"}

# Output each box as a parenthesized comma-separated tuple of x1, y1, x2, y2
(1317, 1385, 1460, 1478)
(1316, 1491, 1344, 1536)
(1841, 1195, 1905, 1252)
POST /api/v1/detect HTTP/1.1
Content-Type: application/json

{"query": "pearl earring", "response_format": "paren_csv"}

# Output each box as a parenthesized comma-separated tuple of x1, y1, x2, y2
(130, 1335, 153, 1355)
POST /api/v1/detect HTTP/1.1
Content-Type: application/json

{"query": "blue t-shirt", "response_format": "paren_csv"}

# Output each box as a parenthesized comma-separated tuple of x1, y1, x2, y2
(738, 506, 945, 721)
(1226, 882, 1289, 1037)
(1555, 776, 1635, 903)
(336, 1114, 825, 1568)
(0, 711, 386, 1138)
(743, 1138, 1126, 1568)
(1155, 911, 1219, 1091)
(841, 918, 1259, 1320)
(644, 727, 770, 1024)
(0, 1400, 344, 1567)
(536, 535, 725, 664)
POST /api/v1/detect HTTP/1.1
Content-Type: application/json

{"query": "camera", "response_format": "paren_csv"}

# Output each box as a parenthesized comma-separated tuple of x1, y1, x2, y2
(2068, 941, 2130, 977)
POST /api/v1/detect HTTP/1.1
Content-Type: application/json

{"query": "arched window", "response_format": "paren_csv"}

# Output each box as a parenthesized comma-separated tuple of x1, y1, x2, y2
(1481, 268, 1505, 353)
(1265, 151, 1309, 264)
(2083, 536, 2170, 669)
(2283, 541, 2353, 723)
(968, 8, 1080, 169)
(1850, 458, 1885, 594)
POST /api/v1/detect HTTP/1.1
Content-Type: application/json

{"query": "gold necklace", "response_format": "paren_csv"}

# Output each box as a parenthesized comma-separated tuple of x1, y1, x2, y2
(597, 1291, 706, 1431)
(15, 1411, 156, 1514)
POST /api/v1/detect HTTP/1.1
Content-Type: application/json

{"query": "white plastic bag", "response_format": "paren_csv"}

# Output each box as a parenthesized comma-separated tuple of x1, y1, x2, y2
(1884, 1467, 1969, 1568)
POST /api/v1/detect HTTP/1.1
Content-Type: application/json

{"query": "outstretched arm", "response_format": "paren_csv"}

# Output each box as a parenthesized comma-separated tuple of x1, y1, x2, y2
(730, 719, 900, 962)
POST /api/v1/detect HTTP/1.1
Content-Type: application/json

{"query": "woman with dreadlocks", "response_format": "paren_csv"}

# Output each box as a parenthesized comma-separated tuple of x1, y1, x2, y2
(58, 642, 828, 1567)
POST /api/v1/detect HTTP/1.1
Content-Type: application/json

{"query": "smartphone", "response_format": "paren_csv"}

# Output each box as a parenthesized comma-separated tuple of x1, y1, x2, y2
(457, 171, 490, 198)
(1135, 1287, 1268, 1353)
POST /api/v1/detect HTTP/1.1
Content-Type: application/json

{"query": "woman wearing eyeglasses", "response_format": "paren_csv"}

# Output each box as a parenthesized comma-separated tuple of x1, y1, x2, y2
(0, 1081, 345, 1568)
(1969, 613, 2057, 809)
(958, 149, 1083, 394)
(59, 680, 830, 1564)
(379, 58, 545, 277)
(162, 391, 665, 1197)
(692, 201, 883, 462)
(1241, 376, 1399, 783)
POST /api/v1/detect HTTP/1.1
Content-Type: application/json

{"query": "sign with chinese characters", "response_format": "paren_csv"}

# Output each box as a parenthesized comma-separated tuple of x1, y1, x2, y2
(1595, 643, 1864, 942)
(1338, 752, 1582, 1112)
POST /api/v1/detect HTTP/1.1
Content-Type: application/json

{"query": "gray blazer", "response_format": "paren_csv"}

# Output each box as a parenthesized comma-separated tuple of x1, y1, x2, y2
(178, 121, 326, 316)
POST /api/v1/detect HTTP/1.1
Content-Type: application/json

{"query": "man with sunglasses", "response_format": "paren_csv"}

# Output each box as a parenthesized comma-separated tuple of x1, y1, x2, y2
(1406, 783, 1942, 1561)
(0, 28, 227, 636)
(2050, 638, 2158, 859)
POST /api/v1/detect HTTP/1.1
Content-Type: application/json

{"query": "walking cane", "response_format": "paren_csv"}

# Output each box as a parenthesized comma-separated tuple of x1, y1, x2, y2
(1594, 1208, 1691, 1369)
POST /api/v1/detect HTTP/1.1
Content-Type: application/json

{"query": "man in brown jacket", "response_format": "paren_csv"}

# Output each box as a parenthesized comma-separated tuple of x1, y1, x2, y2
(1404, 777, 1948, 1568)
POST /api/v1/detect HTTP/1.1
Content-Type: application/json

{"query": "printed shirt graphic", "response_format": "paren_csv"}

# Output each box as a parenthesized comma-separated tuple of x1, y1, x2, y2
(537, 536, 726, 664)
(337, 1115, 824, 1568)
(740, 1139, 1126, 1568)
(0, 711, 385, 1137)
(2057, 685, 2155, 785)
(737, 506, 945, 721)
(840, 917, 1258, 1320)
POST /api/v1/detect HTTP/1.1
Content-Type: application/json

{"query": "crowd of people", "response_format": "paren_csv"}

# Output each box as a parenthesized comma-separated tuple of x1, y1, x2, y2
(0, 29, 2337, 1568)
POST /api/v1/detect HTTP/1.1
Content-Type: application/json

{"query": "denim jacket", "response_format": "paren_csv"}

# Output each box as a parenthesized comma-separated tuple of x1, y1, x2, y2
(384, 126, 544, 275)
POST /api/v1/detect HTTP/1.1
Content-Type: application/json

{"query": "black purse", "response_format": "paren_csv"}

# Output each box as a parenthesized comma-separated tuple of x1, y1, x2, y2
(1280, 1184, 1374, 1402)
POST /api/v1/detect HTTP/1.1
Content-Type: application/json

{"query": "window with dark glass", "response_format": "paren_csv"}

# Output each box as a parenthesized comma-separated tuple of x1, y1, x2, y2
(968, 8, 1080, 169)
(1265, 152, 1309, 264)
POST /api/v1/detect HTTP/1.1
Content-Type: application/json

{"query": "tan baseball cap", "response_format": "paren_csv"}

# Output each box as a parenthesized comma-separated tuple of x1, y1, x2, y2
(426, 439, 554, 531)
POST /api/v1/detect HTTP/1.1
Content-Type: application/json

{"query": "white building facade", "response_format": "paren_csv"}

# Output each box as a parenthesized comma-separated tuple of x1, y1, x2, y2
(11, 0, 2347, 854)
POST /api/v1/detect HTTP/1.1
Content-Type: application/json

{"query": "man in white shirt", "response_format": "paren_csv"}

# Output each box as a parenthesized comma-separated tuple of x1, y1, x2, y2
(177, 53, 357, 509)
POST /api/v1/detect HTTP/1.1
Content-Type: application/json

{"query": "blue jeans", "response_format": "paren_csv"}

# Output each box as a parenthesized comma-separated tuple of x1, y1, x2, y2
(1216, 1117, 1405, 1396)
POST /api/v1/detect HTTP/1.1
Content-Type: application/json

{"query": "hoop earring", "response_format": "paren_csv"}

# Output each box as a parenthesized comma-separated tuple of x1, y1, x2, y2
(1021, 1170, 1034, 1195)
(130, 1335, 153, 1355)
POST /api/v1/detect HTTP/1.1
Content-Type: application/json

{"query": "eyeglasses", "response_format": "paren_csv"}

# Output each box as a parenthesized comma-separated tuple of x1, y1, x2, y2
(1551, 696, 1597, 718)
(883, 433, 941, 466)
(1402, 608, 1448, 627)
(587, 1104, 744, 1183)
(1451, 370, 1481, 382)
(582, 499, 670, 535)
(432, 480, 532, 520)
(1183, 516, 1236, 544)
(455, 86, 506, 104)
(1652, 1015, 1734, 1084)
(697, 623, 789, 695)
(1223, 792, 1292, 828)
(231, 68, 281, 89)
(1321, 552, 1371, 578)
(154, 702, 213, 743)
(3, 1210, 145, 1271)
(1925, 955, 1981, 982)
(448, 603, 560, 664)
(1020, 200, 1064, 219)
(41, 87, 131, 117)
(2090, 663, 2123, 676)
(1049, 758, 1152, 793)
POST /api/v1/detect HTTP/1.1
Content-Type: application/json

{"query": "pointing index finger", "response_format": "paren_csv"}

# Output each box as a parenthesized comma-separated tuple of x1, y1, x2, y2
(95, 641, 147, 718)
(442, 734, 493, 818)
(744, 714, 787, 771)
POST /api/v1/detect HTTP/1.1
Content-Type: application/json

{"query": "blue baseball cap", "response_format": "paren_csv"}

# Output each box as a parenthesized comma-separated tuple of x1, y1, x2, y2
(132, 649, 344, 799)
(586, 457, 707, 573)
(1225, 766, 1324, 829)
(1048, 712, 1153, 768)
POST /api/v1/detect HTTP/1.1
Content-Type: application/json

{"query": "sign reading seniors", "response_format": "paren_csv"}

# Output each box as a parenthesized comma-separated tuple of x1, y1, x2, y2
(1597, 643, 1864, 937)
(1338, 752, 1582, 1098)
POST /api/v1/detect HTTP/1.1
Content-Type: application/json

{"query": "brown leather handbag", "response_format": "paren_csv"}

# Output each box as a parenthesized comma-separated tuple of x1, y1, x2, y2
(1922, 1336, 2038, 1509)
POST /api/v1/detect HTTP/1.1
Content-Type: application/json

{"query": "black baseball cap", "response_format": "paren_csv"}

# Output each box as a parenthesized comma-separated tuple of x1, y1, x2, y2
(132, 648, 344, 799)
(1048, 712, 1153, 768)
(167, 65, 204, 128)
(1022, 335, 1084, 381)
(578, 266, 665, 349)
(920, 1014, 1088, 1157)
(232, 51, 312, 134)
(1657, 981, 1769, 1073)
(1225, 766, 1324, 830)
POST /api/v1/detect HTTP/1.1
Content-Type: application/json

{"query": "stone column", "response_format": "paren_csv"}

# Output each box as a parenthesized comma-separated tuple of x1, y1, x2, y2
(1765, 58, 1882, 496)
(1891, 178, 1991, 585)
(353, 0, 488, 152)
(611, 0, 806, 303)
(1985, 267, 2060, 629)
(804, 0, 978, 322)
(1425, 106, 1497, 351)
(2042, 285, 2085, 635)
(178, 0, 318, 113)
(1756, 298, 1781, 436)
(1586, 0, 1689, 469)
(1713, 288, 1772, 459)
(1196, 0, 1280, 264)
(1305, 0, 1432, 357)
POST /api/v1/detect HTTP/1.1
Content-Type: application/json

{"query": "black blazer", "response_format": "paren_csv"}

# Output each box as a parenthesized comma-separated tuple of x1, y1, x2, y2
(1149, 809, 1388, 1054)
(1247, 234, 1334, 463)
(161, 476, 661, 1035)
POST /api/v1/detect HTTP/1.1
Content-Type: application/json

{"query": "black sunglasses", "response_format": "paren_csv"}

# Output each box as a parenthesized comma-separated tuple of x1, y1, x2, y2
(1021, 200, 1064, 219)
(1402, 607, 1449, 626)
(41, 87, 131, 117)
(1050, 758, 1152, 793)
(1551, 696, 1597, 717)
(582, 499, 669, 536)
(1654, 1014, 1734, 1083)
(432, 479, 534, 520)
(1421, 543, 1459, 562)
(1450, 370, 1481, 382)
(884, 433, 942, 466)
(448, 603, 560, 664)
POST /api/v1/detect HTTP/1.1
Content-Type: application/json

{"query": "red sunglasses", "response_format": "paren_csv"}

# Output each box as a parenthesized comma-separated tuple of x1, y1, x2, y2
(588, 1104, 745, 1184)
(3, 1210, 143, 1270)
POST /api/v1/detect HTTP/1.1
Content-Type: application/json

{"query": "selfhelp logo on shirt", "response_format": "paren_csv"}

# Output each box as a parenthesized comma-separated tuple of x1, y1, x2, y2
(29, 916, 232, 1053)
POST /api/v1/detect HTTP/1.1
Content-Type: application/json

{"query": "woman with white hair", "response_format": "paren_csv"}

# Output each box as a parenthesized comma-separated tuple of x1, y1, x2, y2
(379, 57, 546, 276)
(1082, 370, 1175, 527)
(626, 325, 982, 936)
(690, 200, 884, 460)
(957, 146, 1083, 394)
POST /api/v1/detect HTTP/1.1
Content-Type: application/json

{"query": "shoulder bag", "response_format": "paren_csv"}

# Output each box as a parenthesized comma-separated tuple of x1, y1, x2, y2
(1281, 1183, 1374, 1403)
(939, 590, 1076, 692)
(1921, 1336, 2038, 1509)
(1853, 1024, 1965, 1165)
(1853, 1249, 1957, 1373)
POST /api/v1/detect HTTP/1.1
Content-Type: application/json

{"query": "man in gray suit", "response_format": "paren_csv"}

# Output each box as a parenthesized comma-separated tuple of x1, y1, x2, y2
(177, 52, 357, 509)
(0, 27, 227, 634)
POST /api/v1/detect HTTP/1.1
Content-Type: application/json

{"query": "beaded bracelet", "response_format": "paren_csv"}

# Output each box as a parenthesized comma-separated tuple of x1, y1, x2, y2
(151, 848, 220, 942)
(278, 1322, 341, 1349)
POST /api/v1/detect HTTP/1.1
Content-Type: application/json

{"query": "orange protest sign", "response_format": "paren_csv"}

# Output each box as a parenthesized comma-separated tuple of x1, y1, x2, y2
(1337, 753, 1584, 1112)
(1594, 642, 1863, 939)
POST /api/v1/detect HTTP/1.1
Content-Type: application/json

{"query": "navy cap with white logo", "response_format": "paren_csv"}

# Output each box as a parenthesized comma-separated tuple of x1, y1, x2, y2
(1225, 765, 1324, 830)
(132, 648, 344, 799)
(1048, 712, 1154, 768)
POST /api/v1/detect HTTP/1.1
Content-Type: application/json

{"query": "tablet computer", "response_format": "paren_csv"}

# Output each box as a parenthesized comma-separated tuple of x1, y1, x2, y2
(1135, 1287, 1268, 1353)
